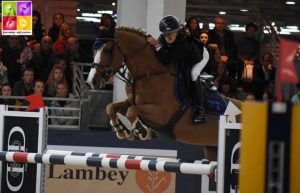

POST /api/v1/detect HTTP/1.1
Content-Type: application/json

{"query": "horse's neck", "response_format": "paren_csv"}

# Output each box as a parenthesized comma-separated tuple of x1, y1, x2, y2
(121, 41, 165, 77)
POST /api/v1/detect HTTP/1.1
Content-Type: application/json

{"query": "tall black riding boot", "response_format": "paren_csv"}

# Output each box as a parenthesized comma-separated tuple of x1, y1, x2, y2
(193, 78, 207, 123)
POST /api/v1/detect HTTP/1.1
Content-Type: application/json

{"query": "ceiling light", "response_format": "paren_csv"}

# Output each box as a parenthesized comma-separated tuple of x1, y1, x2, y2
(77, 8, 80, 12)
(112, 2, 116, 6)
(286, 1, 296, 5)
(209, 23, 215, 30)
(219, 11, 226, 15)
(240, 9, 248, 12)
(97, 10, 113, 14)
(271, 22, 276, 26)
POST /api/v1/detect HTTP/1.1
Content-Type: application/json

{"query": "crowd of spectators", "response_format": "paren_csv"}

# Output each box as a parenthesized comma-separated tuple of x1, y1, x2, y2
(182, 15, 279, 101)
(0, 10, 299, 127)
(0, 10, 92, 127)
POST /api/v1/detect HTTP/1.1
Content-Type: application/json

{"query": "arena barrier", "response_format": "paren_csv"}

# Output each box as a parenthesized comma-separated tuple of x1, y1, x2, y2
(0, 151, 216, 176)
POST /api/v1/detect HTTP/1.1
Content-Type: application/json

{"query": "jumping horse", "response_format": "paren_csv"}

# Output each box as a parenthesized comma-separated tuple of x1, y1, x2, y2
(94, 27, 241, 160)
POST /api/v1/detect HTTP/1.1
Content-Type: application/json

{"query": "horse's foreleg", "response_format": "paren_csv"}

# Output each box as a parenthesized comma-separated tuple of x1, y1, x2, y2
(106, 100, 131, 139)
(125, 105, 150, 140)
(129, 104, 169, 140)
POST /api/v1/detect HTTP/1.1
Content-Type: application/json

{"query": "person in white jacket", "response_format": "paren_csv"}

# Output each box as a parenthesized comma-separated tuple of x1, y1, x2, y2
(50, 82, 79, 127)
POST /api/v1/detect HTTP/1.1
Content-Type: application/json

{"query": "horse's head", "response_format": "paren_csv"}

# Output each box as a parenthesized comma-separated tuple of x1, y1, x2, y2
(98, 39, 124, 80)
(97, 27, 162, 83)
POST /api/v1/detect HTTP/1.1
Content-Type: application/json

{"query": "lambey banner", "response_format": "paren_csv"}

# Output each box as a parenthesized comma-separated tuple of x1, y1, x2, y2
(44, 165, 176, 193)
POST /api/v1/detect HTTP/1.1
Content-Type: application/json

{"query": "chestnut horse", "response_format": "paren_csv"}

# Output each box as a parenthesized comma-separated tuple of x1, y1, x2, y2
(95, 27, 241, 160)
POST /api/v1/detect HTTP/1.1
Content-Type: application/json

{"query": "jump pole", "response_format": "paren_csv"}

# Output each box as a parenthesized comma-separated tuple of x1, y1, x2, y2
(0, 151, 216, 176)
(45, 149, 205, 163)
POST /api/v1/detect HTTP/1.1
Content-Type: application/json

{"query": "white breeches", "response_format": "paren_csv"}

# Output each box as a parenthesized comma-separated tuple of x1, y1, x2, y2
(191, 47, 209, 81)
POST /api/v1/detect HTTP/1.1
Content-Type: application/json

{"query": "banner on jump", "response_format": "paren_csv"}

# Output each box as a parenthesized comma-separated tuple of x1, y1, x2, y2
(1, 1, 32, 35)
(45, 146, 176, 193)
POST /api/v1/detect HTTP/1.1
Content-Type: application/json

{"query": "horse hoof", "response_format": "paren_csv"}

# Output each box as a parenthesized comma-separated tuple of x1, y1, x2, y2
(125, 131, 136, 141)
(116, 131, 126, 139)
(133, 119, 152, 140)
(117, 113, 133, 130)
(110, 119, 119, 127)
(138, 128, 152, 140)
(123, 129, 133, 138)
(133, 128, 139, 136)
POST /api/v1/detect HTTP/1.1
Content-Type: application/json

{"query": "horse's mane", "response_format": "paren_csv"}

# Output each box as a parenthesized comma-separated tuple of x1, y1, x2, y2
(116, 26, 147, 40)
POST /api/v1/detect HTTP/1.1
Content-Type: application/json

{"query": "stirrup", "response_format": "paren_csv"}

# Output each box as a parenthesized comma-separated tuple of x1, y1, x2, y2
(193, 110, 207, 123)
(193, 115, 207, 123)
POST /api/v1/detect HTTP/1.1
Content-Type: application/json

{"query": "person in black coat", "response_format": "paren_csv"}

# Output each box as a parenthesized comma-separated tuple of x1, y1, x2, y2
(208, 16, 240, 80)
(48, 13, 65, 43)
(253, 52, 276, 100)
(147, 15, 209, 123)
(31, 10, 46, 43)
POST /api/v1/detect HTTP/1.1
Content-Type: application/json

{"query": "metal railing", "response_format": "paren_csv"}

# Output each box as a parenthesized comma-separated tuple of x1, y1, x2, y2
(0, 96, 85, 130)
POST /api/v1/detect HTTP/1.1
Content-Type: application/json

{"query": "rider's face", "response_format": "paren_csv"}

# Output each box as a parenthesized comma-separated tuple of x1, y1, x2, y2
(163, 32, 177, 44)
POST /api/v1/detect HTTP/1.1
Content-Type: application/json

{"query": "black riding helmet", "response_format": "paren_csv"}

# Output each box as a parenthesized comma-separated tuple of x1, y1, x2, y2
(159, 15, 181, 35)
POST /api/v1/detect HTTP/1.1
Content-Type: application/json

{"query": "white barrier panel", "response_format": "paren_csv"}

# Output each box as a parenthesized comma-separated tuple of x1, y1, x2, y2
(0, 105, 46, 193)
(217, 115, 242, 193)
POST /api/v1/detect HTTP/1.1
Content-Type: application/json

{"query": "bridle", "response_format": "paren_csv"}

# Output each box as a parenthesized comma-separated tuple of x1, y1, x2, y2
(100, 38, 148, 84)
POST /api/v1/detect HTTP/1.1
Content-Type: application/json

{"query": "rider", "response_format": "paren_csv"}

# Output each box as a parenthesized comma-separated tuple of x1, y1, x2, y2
(147, 15, 209, 123)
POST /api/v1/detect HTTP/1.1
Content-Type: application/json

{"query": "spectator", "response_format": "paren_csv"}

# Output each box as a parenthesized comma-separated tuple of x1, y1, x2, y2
(1, 36, 24, 86)
(237, 22, 260, 64)
(199, 30, 218, 74)
(0, 60, 9, 85)
(97, 14, 116, 38)
(48, 13, 65, 43)
(0, 83, 18, 106)
(30, 35, 55, 82)
(218, 76, 244, 100)
(19, 45, 33, 69)
(13, 68, 34, 96)
(46, 65, 68, 97)
(33, 79, 45, 95)
(52, 22, 74, 55)
(50, 81, 78, 127)
(244, 92, 256, 101)
(183, 16, 201, 40)
(66, 36, 90, 63)
(213, 62, 228, 87)
(31, 10, 46, 43)
(253, 52, 276, 100)
(208, 16, 240, 80)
